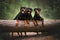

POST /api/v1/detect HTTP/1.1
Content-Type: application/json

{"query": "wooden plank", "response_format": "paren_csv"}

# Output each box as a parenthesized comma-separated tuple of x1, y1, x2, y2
(0, 20, 60, 32)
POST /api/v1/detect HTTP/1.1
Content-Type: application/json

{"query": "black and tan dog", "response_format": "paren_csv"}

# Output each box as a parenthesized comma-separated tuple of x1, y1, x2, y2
(14, 7, 26, 26)
(33, 8, 44, 35)
(24, 8, 32, 24)
(33, 8, 44, 26)
(14, 7, 26, 37)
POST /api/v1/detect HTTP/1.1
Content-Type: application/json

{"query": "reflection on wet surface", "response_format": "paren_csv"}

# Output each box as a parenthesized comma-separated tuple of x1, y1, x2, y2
(0, 32, 60, 40)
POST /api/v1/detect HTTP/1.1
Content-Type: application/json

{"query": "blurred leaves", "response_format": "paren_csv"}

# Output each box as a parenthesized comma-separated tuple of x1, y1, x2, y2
(0, 0, 60, 19)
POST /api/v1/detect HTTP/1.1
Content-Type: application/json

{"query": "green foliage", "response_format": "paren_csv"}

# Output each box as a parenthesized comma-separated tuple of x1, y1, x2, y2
(0, 0, 60, 20)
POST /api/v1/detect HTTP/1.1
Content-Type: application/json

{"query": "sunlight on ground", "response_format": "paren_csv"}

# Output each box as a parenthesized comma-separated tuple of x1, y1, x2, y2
(9, 32, 42, 36)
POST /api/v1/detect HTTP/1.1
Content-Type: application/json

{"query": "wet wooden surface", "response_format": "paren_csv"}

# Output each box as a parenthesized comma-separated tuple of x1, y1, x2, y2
(0, 20, 60, 32)
(0, 20, 60, 40)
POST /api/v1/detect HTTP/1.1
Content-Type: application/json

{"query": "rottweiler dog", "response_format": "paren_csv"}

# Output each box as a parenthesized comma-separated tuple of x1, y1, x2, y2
(24, 8, 33, 36)
(25, 8, 32, 20)
(33, 8, 44, 26)
(14, 7, 26, 20)
(14, 7, 26, 37)
(23, 8, 33, 27)
(14, 7, 27, 27)
(33, 8, 44, 35)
